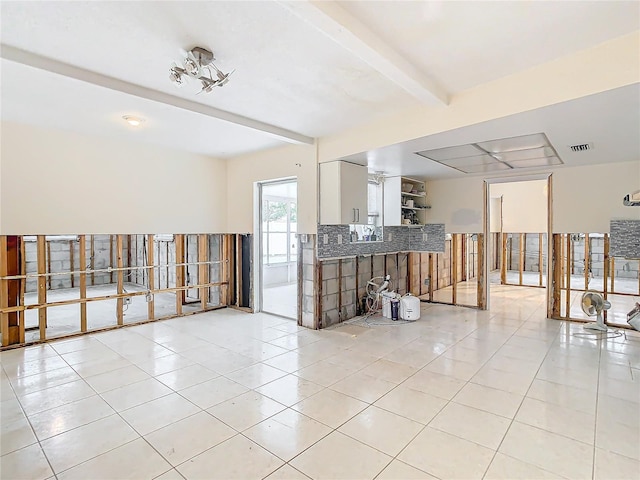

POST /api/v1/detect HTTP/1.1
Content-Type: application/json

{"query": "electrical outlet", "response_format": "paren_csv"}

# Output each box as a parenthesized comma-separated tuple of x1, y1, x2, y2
(388, 233, 393, 242)
(323, 234, 328, 245)
(145, 292, 153, 303)
(424, 278, 430, 286)
(124, 297, 132, 306)
(423, 233, 428, 242)
(337, 234, 342, 245)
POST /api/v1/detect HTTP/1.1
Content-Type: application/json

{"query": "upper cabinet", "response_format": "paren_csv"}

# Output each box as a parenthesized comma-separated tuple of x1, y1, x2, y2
(320, 161, 368, 224)
(384, 176, 429, 226)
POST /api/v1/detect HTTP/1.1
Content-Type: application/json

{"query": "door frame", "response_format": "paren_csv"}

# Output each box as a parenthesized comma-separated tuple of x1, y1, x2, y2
(483, 173, 553, 314)
(255, 177, 298, 318)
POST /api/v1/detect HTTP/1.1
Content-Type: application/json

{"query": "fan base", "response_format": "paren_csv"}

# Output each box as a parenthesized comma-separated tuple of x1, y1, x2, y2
(584, 322, 608, 332)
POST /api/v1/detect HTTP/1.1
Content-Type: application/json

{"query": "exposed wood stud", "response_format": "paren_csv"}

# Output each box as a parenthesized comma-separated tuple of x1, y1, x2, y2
(47, 241, 52, 290)
(519, 233, 525, 286)
(584, 234, 590, 290)
(452, 234, 458, 305)
(477, 233, 486, 309)
(355, 255, 360, 315)
(565, 234, 571, 319)
(175, 234, 184, 315)
(37, 235, 47, 340)
(0, 237, 9, 347)
(199, 234, 209, 311)
(116, 235, 124, 325)
(147, 234, 155, 320)
(500, 233, 507, 285)
(316, 260, 323, 330)
(19, 237, 26, 344)
(79, 235, 87, 332)
(70, 240, 75, 288)
(109, 235, 114, 284)
(337, 259, 343, 322)
(90, 235, 95, 286)
(551, 234, 562, 318)
(428, 253, 434, 300)
(297, 236, 303, 325)
(604, 234, 610, 323)
(539, 233, 543, 287)
(610, 257, 615, 293)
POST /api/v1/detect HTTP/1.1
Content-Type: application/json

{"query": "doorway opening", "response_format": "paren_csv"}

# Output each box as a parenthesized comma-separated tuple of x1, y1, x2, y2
(259, 179, 298, 319)
(485, 176, 551, 312)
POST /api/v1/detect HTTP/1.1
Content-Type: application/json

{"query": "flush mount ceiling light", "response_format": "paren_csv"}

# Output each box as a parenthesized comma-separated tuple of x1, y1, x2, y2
(169, 47, 233, 94)
(415, 133, 563, 174)
(122, 115, 144, 126)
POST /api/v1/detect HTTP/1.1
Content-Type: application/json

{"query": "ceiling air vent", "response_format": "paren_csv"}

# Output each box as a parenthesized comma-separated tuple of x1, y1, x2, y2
(569, 143, 592, 152)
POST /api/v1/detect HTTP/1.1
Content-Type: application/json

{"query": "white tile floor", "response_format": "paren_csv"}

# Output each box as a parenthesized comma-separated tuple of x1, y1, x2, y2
(1, 286, 639, 480)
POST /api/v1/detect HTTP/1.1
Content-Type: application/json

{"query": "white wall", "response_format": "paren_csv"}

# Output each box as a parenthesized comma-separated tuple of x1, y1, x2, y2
(491, 180, 548, 233)
(225, 143, 317, 234)
(0, 122, 227, 234)
(553, 161, 640, 233)
(426, 161, 640, 234)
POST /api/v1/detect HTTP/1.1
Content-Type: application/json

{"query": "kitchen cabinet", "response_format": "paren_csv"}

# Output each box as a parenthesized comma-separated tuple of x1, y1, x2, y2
(383, 176, 429, 226)
(319, 161, 368, 224)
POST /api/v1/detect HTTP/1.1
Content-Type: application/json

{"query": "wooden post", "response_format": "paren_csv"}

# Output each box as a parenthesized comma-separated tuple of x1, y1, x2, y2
(500, 233, 507, 284)
(539, 233, 543, 287)
(519, 233, 524, 285)
(477, 233, 486, 309)
(565, 234, 571, 318)
(584, 234, 590, 290)
(452, 234, 458, 304)
(235, 235, 241, 306)
(0, 237, 9, 347)
(316, 260, 323, 329)
(610, 257, 615, 294)
(551, 234, 561, 318)
(603, 234, 610, 323)
(461, 235, 467, 282)
(147, 234, 155, 320)
(199, 234, 209, 310)
(220, 235, 228, 306)
(109, 235, 114, 284)
(37, 235, 47, 340)
(46, 241, 52, 290)
(116, 235, 124, 325)
(79, 235, 87, 332)
(90, 235, 95, 286)
(175, 234, 184, 315)
(19, 238, 26, 344)
(70, 240, 75, 288)
(428, 253, 434, 300)
(407, 253, 414, 296)
(337, 259, 343, 321)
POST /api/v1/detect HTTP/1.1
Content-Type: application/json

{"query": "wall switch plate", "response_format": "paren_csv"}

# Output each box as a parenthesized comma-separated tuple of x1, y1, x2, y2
(424, 278, 430, 286)
(145, 292, 153, 303)
(323, 234, 328, 245)
(423, 233, 428, 242)
(337, 234, 342, 245)
(124, 297, 132, 306)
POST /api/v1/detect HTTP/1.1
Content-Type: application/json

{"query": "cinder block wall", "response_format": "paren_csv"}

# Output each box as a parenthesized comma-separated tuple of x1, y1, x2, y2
(506, 234, 548, 273)
(320, 252, 410, 328)
(128, 234, 224, 306)
(25, 235, 126, 293)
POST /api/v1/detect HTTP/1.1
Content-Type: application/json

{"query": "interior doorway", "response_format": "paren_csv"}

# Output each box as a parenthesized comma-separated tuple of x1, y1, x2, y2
(259, 179, 298, 319)
(485, 175, 551, 312)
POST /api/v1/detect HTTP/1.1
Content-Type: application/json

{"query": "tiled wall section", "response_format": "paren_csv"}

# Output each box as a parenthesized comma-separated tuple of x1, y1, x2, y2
(317, 224, 445, 259)
(610, 220, 640, 259)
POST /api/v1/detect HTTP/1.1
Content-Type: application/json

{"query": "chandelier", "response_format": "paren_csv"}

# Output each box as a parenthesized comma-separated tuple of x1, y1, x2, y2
(169, 47, 233, 94)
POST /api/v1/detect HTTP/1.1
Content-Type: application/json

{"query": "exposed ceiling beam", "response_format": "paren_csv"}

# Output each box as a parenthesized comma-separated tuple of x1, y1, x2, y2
(0, 44, 315, 146)
(278, 0, 448, 106)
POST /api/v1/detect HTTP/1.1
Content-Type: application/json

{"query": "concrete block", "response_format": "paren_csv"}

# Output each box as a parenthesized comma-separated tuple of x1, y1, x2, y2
(324, 278, 339, 295)
(304, 295, 315, 314)
(341, 259, 355, 276)
(302, 311, 315, 329)
(323, 262, 338, 280)
(344, 276, 356, 291)
(303, 280, 314, 297)
(303, 248, 315, 265)
(322, 293, 338, 311)
(323, 309, 340, 327)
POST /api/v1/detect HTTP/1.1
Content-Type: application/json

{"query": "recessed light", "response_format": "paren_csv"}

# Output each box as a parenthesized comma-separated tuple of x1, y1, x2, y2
(122, 115, 144, 127)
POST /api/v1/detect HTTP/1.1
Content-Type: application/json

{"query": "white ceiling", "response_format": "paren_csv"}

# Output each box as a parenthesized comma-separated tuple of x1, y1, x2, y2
(1, 1, 639, 158)
(340, 83, 640, 178)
